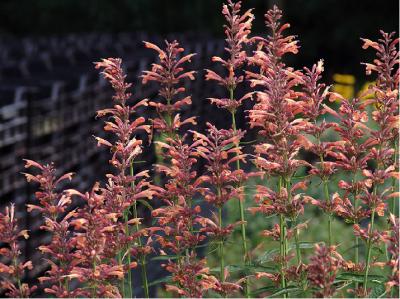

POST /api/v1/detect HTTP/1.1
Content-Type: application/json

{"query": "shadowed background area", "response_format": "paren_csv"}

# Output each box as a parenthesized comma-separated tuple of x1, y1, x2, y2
(0, 0, 398, 78)
(0, 0, 398, 296)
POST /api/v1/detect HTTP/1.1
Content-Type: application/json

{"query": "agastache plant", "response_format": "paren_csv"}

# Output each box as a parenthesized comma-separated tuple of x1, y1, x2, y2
(0, 205, 36, 298)
(151, 135, 217, 297)
(193, 123, 249, 297)
(23, 160, 75, 297)
(205, 3, 254, 294)
(299, 60, 343, 247)
(94, 58, 154, 298)
(247, 5, 309, 295)
(142, 40, 196, 138)
(0, 3, 398, 299)
(359, 31, 399, 296)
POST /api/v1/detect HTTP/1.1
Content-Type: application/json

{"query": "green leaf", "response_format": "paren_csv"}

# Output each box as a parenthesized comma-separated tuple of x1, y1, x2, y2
(372, 246, 384, 255)
(137, 199, 153, 211)
(336, 272, 384, 283)
(147, 275, 172, 287)
(257, 242, 315, 264)
(256, 248, 280, 264)
(251, 285, 276, 296)
(239, 140, 258, 145)
(343, 243, 363, 254)
(287, 242, 315, 250)
(151, 255, 179, 261)
(268, 286, 301, 298)
(222, 143, 235, 151)
(369, 283, 386, 298)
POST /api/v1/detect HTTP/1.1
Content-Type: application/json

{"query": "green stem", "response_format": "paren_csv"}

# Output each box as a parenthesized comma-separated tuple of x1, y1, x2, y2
(363, 209, 376, 294)
(391, 140, 398, 216)
(92, 260, 97, 298)
(319, 150, 332, 248)
(278, 177, 287, 298)
(13, 256, 23, 295)
(229, 87, 250, 297)
(285, 177, 301, 265)
(294, 218, 301, 265)
(351, 171, 360, 291)
(231, 109, 250, 297)
(218, 205, 225, 283)
(323, 180, 332, 247)
(117, 251, 126, 297)
(130, 162, 149, 298)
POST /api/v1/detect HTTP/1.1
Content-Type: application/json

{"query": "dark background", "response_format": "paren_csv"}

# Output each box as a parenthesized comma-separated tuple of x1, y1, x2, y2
(0, 0, 398, 79)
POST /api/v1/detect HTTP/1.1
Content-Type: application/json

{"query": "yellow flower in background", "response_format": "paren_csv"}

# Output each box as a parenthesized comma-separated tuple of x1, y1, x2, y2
(332, 73, 355, 100)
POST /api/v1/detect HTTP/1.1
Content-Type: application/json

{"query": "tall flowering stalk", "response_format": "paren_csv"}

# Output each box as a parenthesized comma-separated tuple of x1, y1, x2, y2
(23, 160, 75, 297)
(247, 6, 308, 294)
(300, 60, 343, 247)
(142, 40, 206, 297)
(64, 185, 125, 298)
(94, 58, 154, 298)
(382, 214, 399, 296)
(324, 96, 372, 288)
(151, 135, 218, 297)
(204, 1, 254, 295)
(142, 40, 196, 138)
(307, 244, 343, 298)
(0, 205, 36, 298)
(193, 123, 248, 297)
(359, 31, 399, 295)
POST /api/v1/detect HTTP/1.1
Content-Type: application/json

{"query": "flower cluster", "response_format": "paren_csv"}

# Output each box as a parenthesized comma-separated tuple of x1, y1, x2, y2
(192, 123, 247, 296)
(307, 244, 343, 298)
(247, 8, 309, 289)
(23, 160, 75, 297)
(205, 0, 254, 112)
(152, 135, 206, 253)
(94, 58, 154, 297)
(142, 40, 196, 136)
(0, 205, 36, 298)
(1, 2, 398, 299)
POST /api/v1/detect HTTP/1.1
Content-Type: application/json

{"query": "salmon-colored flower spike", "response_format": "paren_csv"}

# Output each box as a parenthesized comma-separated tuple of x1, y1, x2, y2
(307, 244, 343, 298)
(382, 214, 399, 293)
(361, 31, 399, 90)
(205, 0, 254, 112)
(250, 182, 309, 219)
(142, 40, 196, 136)
(164, 253, 219, 298)
(191, 123, 253, 296)
(192, 123, 248, 208)
(0, 205, 37, 298)
(300, 60, 346, 247)
(64, 184, 125, 298)
(325, 96, 380, 270)
(247, 6, 308, 290)
(95, 57, 153, 297)
(358, 31, 399, 295)
(152, 135, 207, 253)
(23, 160, 77, 297)
(23, 160, 73, 219)
(361, 31, 399, 150)
(151, 135, 211, 297)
